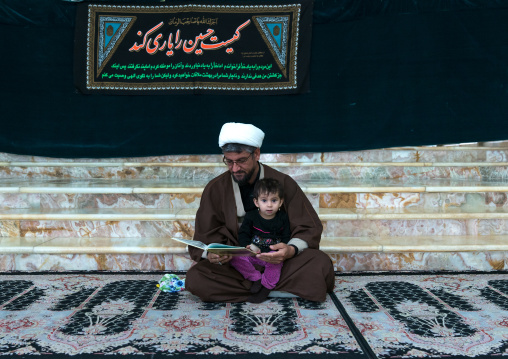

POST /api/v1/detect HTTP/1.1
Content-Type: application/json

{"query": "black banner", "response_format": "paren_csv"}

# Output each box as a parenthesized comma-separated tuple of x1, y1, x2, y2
(2, 1, 508, 157)
(74, 1, 313, 95)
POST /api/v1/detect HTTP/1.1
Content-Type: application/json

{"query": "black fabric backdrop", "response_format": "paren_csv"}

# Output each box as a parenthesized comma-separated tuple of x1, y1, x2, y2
(1, 0, 508, 158)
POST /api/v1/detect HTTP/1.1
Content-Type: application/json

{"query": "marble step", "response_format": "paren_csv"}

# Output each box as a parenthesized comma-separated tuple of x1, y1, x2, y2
(321, 218, 508, 238)
(1, 142, 508, 165)
(1, 178, 508, 194)
(1, 178, 508, 215)
(1, 251, 506, 271)
(3, 161, 508, 167)
(4, 211, 508, 239)
(2, 206, 508, 220)
(1, 235, 507, 254)
(2, 192, 508, 212)
(6, 218, 507, 239)
(2, 163, 508, 180)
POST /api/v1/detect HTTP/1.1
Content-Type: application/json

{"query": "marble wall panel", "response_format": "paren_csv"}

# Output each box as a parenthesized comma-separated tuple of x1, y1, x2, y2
(323, 149, 490, 163)
(21, 216, 490, 240)
(0, 153, 36, 162)
(0, 250, 504, 271)
(389, 151, 418, 163)
(319, 192, 491, 209)
(39, 194, 179, 209)
(25, 165, 492, 181)
(142, 221, 196, 239)
(486, 150, 508, 162)
(161, 167, 226, 181)
(331, 251, 508, 272)
(279, 166, 392, 181)
(0, 146, 505, 166)
(0, 194, 40, 209)
(260, 154, 299, 162)
(0, 152, 224, 164)
(479, 166, 508, 180)
(114, 167, 167, 180)
(305, 193, 320, 209)
(320, 193, 358, 209)
(322, 219, 472, 237)
(272, 166, 335, 181)
(485, 192, 508, 207)
(435, 192, 476, 209)
(323, 150, 393, 163)
(368, 192, 421, 208)
(294, 153, 323, 163)
(19, 220, 195, 238)
(320, 193, 421, 209)
(396, 150, 486, 163)
(477, 219, 508, 235)
(5, 253, 193, 271)
(411, 150, 489, 162)
(0, 166, 227, 181)
(241, 164, 490, 182)
(435, 167, 482, 179)
(0, 159, 504, 181)
(168, 194, 201, 209)
(322, 220, 392, 238)
(0, 251, 504, 272)
(0, 221, 20, 237)
(419, 192, 497, 210)
(385, 219, 469, 236)
(0, 166, 108, 180)
(122, 154, 222, 163)
(384, 166, 483, 180)
(278, 166, 486, 181)
(388, 166, 445, 179)
(0, 255, 15, 270)
(262, 153, 324, 163)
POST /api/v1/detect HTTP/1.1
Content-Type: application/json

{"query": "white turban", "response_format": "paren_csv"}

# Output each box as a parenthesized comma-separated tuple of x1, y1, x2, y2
(218, 122, 265, 148)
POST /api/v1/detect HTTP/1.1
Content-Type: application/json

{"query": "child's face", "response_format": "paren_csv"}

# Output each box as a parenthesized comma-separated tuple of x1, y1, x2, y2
(253, 191, 284, 219)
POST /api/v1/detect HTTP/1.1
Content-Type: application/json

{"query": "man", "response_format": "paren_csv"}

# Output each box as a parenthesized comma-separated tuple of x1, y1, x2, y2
(185, 122, 335, 302)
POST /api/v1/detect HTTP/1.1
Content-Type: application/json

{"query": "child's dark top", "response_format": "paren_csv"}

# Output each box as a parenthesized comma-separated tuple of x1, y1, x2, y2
(238, 210, 291, 253)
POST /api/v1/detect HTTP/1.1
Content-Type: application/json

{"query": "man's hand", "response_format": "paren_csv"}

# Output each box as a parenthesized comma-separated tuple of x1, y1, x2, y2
(207, 252, 232, 266)
(257, 243, 295, 264)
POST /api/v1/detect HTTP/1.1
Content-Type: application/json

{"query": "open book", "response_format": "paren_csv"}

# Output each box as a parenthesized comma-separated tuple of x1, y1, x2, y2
(171, 237, 256, 256)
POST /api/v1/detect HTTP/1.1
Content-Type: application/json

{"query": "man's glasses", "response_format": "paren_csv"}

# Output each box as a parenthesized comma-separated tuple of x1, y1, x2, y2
(223, 153, 253, 166)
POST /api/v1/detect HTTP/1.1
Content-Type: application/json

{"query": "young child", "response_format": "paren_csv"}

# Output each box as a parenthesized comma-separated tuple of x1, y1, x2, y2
(230, 178, 291, 303)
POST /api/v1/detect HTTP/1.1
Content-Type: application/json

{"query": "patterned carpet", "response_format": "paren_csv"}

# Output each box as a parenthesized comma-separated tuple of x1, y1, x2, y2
(0, 272, 507, 358)
(0, 272, 364, 358)
(334, 272, 508, 359)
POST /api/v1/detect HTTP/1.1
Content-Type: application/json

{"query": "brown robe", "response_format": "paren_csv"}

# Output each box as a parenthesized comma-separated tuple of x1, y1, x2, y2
(185, 164, 335, 302)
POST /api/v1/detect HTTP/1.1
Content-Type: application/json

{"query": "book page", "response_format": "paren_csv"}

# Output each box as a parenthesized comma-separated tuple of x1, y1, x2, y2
(170, 237, 207, 250)
(207, 243, 245, 249)
(171, 238, 256, 256)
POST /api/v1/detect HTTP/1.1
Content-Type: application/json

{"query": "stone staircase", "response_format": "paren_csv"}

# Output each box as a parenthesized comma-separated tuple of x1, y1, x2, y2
(1, 142, 508, 272)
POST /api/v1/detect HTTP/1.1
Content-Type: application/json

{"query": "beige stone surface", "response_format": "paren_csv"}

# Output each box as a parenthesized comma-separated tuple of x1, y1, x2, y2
(0, 143, 507, 272)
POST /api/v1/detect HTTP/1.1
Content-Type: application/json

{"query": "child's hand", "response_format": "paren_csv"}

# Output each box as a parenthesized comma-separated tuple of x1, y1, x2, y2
(248, 244, 261, 254)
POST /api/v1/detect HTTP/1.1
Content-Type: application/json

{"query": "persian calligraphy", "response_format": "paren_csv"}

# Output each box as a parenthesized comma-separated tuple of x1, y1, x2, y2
(104, 62, 282, 81)
(129, 20, 251, 56)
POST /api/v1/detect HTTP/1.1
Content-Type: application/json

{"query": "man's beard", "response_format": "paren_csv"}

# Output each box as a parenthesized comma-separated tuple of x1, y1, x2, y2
(232, 167, 256, 186)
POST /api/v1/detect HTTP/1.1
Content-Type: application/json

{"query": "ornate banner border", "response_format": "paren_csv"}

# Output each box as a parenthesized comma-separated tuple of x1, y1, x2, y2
(74, 2, 313, 95)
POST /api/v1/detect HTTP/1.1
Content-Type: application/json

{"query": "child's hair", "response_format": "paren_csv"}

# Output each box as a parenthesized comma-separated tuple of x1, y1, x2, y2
(253, 178, 284, 199)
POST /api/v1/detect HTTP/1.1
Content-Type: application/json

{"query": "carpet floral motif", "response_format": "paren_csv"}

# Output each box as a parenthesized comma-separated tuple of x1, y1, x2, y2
(334, 273, 508, 358)
(0, 273, 362, 357)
